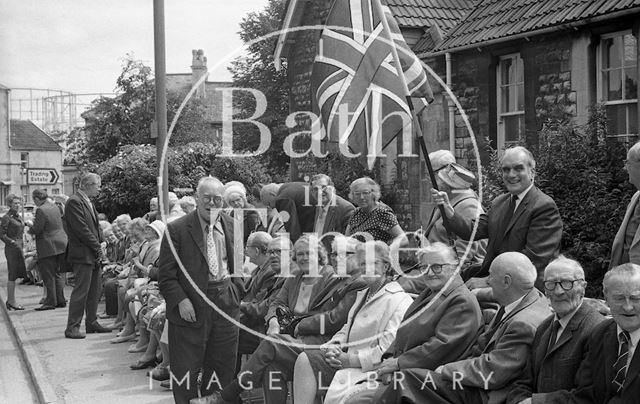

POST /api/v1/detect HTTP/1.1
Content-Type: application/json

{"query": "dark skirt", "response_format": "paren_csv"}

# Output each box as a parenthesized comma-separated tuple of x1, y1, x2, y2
(305, 349, 339, 396)
(5, 243, 28, 281)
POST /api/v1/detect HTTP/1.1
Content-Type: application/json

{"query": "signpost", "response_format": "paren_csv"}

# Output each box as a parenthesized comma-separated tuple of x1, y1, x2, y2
(26, 168, 59, 185)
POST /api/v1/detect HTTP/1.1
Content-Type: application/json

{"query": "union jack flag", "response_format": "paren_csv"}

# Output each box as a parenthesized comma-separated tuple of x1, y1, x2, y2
(312, 0, 433, 169)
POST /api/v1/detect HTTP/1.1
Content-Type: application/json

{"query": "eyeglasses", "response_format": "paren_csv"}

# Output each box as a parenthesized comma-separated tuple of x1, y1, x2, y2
(267, 249, 287, 256)
(543, 279, 584, 291)
(199, 195, 223, 204)
(329, 251, 356, 257)
(417, 263, 455, 274)
(352, 190, 372, 198)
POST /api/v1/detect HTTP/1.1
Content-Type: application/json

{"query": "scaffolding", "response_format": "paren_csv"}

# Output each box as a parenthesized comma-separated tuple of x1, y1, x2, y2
(9, 88, 114, 133)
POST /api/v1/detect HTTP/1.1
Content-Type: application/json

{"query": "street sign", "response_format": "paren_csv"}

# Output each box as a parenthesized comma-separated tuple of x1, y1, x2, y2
(27, 168, 59, 185)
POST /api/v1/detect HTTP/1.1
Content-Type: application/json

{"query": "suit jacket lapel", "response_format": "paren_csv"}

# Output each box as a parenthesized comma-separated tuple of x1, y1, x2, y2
(611, 193, 639, 265)
(604, 321, 618, 391)
(624, 338, 640, 391)
(486, 289, 539, 350)
(187, 213, 208, 262)
(503, 187, 536, 237)
(323, 205, 336, 234)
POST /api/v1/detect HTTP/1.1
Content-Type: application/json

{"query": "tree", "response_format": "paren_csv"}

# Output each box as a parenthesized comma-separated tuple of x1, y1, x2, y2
(228, 0, 290, 178)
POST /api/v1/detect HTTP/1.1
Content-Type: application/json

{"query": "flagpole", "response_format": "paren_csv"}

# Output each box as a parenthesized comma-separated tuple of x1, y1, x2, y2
(373, 0, 447, 221)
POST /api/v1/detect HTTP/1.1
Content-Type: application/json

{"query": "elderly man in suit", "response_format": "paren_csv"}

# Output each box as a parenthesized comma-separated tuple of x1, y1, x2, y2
(571, 263, 640, 403)
(506, 256, 603, 404)
(375, 252, 551, 404)
(310, 174, 354, 236)
(343, 242, 483, 404)
(158, 176, 243, 404)
(260, 181, 318, 243)
(611, 142, 640, 268)
(432, 146, 562, 290)
(29, 189, 68, 310)
(64, 172, 111, 339)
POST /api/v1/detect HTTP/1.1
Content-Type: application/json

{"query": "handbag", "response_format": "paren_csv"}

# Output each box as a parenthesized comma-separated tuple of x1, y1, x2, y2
(275, 306, 309, 337)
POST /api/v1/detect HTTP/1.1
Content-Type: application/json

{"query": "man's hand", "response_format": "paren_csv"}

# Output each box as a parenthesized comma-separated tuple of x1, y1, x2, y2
(466, 277, 489, 290)
(178, 298, 196, 322)
(430, 189, 454, 219)
(374, 358, 400, 376)
(266, 318, 280, 335)
(324, 350, 347, 369)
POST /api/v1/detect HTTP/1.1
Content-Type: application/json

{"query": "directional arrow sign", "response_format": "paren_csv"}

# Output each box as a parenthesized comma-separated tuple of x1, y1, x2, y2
(27, 168, 59, 185)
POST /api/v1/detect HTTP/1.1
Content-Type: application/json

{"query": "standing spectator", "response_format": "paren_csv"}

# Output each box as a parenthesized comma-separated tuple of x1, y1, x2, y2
(143, 197, 158, 222)
(432, 146, 563, 290)
(29, 189, 68, 310)
(262, 182, 318, 243)
(64, 172, 112, 339)
(1, 194, 27, 310)
(166, 192, 185, 223)
(611, 141, 640, 268)
(425, 150, 486, 272)
(346, 177, 405, 244)
(158, 176, 242, 404)
(310, 174, 354, 236)
(259, 184, 286, 237)
(179, 195, 196, 214)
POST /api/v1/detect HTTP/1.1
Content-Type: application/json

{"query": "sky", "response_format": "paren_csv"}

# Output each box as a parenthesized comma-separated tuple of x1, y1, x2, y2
(0, 0, 270, 95)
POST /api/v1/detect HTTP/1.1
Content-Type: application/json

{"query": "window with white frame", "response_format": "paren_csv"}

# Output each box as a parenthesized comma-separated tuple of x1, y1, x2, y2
(599, 31, 637, 139)
(497, 53, 525, 150)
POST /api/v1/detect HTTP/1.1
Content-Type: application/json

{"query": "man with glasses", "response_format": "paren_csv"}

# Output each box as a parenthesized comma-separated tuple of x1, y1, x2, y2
(573, 263, 640, 403)
(432, 146, 562, 291)
(158, 176, 242, 404)
(611, 141, 640, 268)
(507, 256, 603, 404)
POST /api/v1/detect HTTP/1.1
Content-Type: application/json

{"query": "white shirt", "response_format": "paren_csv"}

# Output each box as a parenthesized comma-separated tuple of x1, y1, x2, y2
(552, 303, 581, 343)
(514, 183, 534, 211)
(617, 325, 640, 367)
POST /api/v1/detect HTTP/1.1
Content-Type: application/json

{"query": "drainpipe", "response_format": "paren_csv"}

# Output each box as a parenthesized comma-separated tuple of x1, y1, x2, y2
(446, 52, 455, 155)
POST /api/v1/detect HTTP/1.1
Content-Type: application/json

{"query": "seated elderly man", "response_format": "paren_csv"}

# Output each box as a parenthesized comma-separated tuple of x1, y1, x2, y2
(373, 252, 551, 404)
(238, 232, 278, 358)
(506, 255, 603, 404)
(340, 242, 483, 404)
(572, 263, 640, 403)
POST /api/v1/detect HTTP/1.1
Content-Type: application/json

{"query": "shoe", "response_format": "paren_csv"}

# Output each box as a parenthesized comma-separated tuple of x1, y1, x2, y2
(34, 305, 56, 311)
(86, 321, 113, 334)
(39, 298, 46, 304)
(127, 343, 149, 353)
(64, 328, 86, 339)
(56, 302, 67, 308)
(129, 357, 156, 370)
(19, 278, 34, 285)
(160, 380, 171, 389)
(6, 301, 25, 310)
(110, 333, 136, 343)
(107, 322, 123, 331)
(35, 281, 43, 287)
(149, 366, 170, 381)
(98, 313, 115, 319)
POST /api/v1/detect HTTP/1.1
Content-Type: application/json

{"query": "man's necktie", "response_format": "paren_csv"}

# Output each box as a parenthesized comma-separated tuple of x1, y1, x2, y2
(504, 195, 518, 227)
(490, 306, 505, 331)
(612, 330, 631, 393)
(206, 224, 219, 279)
(547, 319, 561, 352)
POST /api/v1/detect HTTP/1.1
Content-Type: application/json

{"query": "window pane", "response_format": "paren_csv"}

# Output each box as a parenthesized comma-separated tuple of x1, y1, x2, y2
(516, 57, 524, 83)
(607, 104, 625, 135)
(624, 34, 637, 66)
(606, 37, 622, 69)
(517, 83, 524, 111)
(629, 104, 638, 134)
(626, 67, 638, 99)
(608, 69, 622, 100)
(501, 58, 513, 85)
(501, 86, 510, 112)
(504, 115, 523, 142)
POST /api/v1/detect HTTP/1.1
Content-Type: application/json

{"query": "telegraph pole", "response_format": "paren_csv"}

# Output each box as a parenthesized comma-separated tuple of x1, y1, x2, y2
(153, 0, 169, 216)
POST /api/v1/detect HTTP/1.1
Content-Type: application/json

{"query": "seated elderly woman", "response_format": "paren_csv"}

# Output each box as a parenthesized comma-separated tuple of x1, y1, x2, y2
(342, 242, 483, 404)
(293, 240, 413, 404)
(213, 234, 368, 404)
(345, 177, 405, 245)
(224, 181, 264, 243)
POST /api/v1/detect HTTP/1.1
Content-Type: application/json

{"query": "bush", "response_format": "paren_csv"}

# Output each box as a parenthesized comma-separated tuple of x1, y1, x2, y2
(480, 104, 634, 298)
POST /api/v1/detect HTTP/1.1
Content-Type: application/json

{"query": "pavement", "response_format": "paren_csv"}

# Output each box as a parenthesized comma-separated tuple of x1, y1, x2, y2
(0, 250, 174, 404)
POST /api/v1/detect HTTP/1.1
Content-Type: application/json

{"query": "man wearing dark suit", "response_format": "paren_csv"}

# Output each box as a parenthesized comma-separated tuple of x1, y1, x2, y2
(158, 176, 243, 404)
(571, 263, 640, 404)
(260, 181, 317, 243)
(311, 174, 355, 254)
(376, 252, 551, 404)
(345, 243, 483, 404)
(506, 256, 603, 404)
(64, 173, 111, 338)
(432, 146, 563, 290)
(29, 189, 68, 310)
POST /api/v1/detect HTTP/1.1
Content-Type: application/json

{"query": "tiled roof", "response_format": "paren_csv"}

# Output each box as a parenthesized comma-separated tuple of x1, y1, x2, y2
(387, 0, 477, 31)
(10, 120, 62, 151)
(437, 0, 640, 52)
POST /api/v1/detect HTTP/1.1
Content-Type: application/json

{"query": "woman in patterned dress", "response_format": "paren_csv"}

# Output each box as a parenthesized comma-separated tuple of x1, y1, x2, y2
(345, 177, 405, 244)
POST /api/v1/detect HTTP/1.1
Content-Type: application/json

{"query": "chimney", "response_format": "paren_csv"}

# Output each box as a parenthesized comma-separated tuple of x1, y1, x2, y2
(191, 49, 208, 98)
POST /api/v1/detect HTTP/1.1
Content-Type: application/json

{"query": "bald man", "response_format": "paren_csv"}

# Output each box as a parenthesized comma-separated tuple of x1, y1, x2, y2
(375, 252, 551, 404)
(611, 141, 640, 268)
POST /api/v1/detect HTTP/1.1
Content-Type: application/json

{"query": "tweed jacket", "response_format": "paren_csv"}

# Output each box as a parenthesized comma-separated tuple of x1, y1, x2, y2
(29, 200, 67, 258)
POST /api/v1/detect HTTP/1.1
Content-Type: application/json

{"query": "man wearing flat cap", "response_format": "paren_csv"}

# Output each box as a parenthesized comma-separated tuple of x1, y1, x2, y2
(425, 150, 486, 273)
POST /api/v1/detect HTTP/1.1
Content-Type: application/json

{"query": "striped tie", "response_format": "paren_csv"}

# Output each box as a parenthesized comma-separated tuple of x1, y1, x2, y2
(206, 224, 219, 279)
(612, 330, 631, 393)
